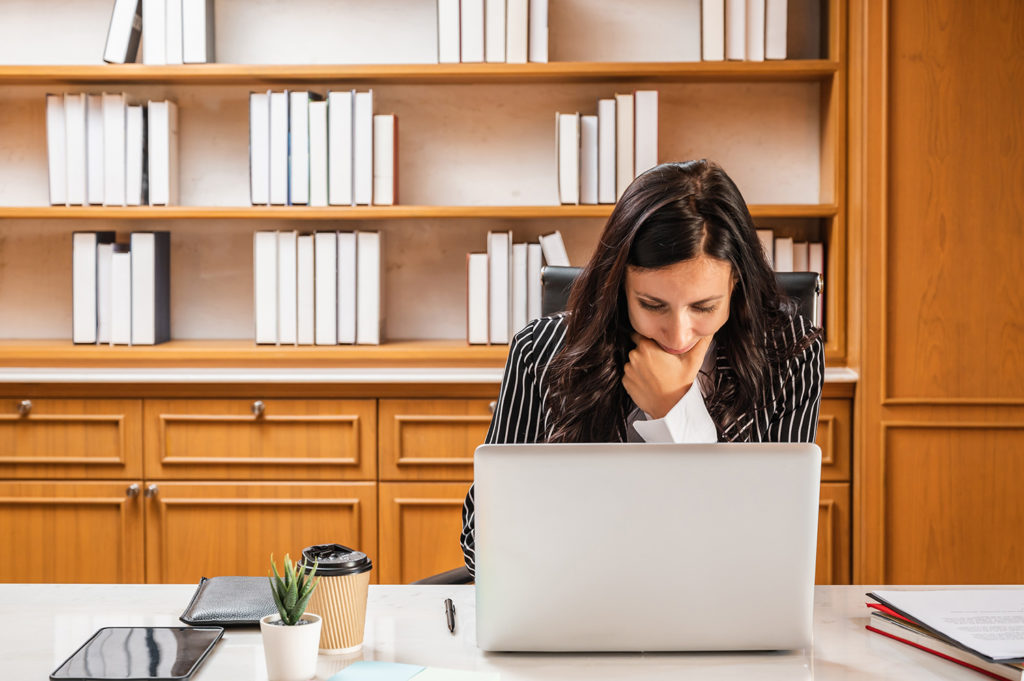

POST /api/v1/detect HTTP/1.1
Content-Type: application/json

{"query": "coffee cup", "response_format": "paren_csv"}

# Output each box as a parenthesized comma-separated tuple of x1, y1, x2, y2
(300, 543, 373, 654)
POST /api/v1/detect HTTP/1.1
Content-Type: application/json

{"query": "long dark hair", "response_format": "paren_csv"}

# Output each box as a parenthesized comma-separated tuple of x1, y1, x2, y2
(545, 160, 814, 443)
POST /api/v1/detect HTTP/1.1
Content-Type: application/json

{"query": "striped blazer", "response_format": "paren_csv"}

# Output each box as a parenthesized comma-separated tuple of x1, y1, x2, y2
(460, 312, 825, 575)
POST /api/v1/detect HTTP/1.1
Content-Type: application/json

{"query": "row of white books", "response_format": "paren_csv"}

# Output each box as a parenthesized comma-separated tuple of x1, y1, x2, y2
(103, 0, 215, 64)
(701, 0, 788, 61)
(72, 231, 170, 345)
(757, 229, 825, 323)
(437, 0, 546, 64)
(467, 230, 569, 345)
(254, 231, 383, 346)
(46, 94, 178, 207)
(250, 90, 398, 207)
(557, 90, 658, 205)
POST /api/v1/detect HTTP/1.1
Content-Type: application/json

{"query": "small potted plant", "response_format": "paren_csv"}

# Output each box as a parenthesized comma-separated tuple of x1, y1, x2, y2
(260, 553, 321, 681)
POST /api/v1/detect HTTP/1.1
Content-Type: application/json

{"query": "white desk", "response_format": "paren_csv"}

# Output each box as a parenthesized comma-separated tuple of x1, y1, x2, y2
(4, 584, 1014, 680)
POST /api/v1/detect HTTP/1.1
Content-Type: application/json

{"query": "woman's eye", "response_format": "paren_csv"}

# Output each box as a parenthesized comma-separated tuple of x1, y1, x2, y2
(639, 301, 663, 311)
(692, 305, 717, 314)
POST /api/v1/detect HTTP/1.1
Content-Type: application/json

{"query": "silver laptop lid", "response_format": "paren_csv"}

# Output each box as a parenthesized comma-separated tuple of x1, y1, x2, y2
(474, 443, 821, 652)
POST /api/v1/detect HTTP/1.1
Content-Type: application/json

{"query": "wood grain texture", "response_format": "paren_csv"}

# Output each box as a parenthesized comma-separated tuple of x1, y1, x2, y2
(817, 483, 851, 585)
(378, 482, 472, 584)
(817, 398, 852, 481)
(379, 399, 493, 481)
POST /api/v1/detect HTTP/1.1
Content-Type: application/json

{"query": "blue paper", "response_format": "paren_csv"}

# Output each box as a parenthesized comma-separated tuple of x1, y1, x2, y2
(326, 660, 426, 681)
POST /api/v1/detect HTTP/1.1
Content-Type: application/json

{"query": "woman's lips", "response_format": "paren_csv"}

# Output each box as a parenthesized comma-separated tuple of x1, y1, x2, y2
(658, 339, 699, 355)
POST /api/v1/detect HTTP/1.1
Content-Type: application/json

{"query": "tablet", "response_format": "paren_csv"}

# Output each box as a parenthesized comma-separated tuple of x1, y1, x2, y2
(50, 626, 224, 681)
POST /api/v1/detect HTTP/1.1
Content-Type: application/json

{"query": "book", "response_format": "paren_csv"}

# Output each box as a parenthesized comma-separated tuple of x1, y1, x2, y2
(356, 231, 383, 345)
(103, 0, 142, 64)
(130, 231, 171, 345)
(86, 95, 105, 205)
(64, 93, 87, 206)
(527, 243, 542, 321)
(72, 231, 116, 344)
(249, 91, 270, 205)
(289, 91, 322, 206)
(125, 104, 147, 206)
(485, 0, 506, 62)
(487, 231, 511, 344)
(579, 114, 598, 205)
(461, 0, 485, 63)
(701, 0, 725, 61)
(793, 240, 809, 271)
(614, 93, 634, 198)
(679, 0, 702, 62)
(774, 236, 794, 272)
(756, 228, 774, 268)
(353, 90, 374, 206)
(529, 0, 549, 62)
(467, 253, 489, 345)
(148, 100, 179, 206)
(277, 230, 298, 345)
(308, 100, 329, 207)
(745, 0, 765, 62)
(102, 92, 127, 206)
(337, 231, 357, 344)
(46, 94, 67, 205)
(372, 114, 398, 206)
(506, 0, 528, 64)
(165, 0, 184, 65)
(314, 231, 338, 346)
(556, 112, 580, 205)
(253, 231, 278, 345)
(142, 0, 167, 65)
(437, 0, 460, 64)
(633, 90, 658, 177)
(182, 0, 215, 63)
(765, 0, 787, 60)
(511, 242, 528, 334)
(539, 230, 570, 267)
(269, 91, 289, 205)
(110, 243, 133, 345)
(725, 0, 746, 60)
(296, 234, 314, 345)
(97, 243, 113, 344)
(597, 98, 616, 204)
(327, 89, 354, 206)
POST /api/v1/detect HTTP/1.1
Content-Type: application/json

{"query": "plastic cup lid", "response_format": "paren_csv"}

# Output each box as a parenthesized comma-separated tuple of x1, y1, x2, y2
(300, 543, 373, 576)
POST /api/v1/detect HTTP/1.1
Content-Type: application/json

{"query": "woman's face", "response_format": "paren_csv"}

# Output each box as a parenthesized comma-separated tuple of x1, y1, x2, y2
(624, 255, 735, 354)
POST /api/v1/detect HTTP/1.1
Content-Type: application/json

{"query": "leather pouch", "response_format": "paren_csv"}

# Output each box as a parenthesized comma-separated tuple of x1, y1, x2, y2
(179, 576, 277, 627)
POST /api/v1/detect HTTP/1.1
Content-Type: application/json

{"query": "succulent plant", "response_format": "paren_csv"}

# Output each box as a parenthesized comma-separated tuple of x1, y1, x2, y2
(268, 553, 319, 625)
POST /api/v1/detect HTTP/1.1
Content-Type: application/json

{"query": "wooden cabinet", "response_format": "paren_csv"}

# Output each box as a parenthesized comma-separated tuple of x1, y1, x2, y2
(817, 483, 851, 585)
(378, 482, 472, 584)
(378, 399, 491, 481)
(816, 398, 851, 482)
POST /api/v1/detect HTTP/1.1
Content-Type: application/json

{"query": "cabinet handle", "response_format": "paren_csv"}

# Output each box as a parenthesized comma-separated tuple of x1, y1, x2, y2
(18, 400, 32, 417)
(145, 484, 159, 498)
(488, 401, 497, 414)
(126, 484, 140, 498)
(251, 400, 266, 418)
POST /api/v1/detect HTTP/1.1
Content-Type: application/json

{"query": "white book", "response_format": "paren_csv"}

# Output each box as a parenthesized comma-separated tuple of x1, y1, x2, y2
(337, 231, 357, 344)
(597, 98, 617, 204)
(437, 0, 460, 64)
(579, 114, 598, 205)
(461, 0, 485, 63)
(634, 90, 658, 177)
(165, 0, 184, 64)
(110, 244, 132, 345)
(725, 0, 746, 60)
(539, 230, 570, 266)
(529, 0, 548, 62)
(308, 100, 329, 207)
(269, 90, 289, 205)
(96, 243, 113, 344)
(467, 253, 489, 345)
(506, 0, 528, 63)
(487, 231, 511, 344)
(756, 228, 774, 267)
(614, 93, 634, 199)
(277, 230, 298, 345)
(314, 231, 338, 345)
(253, 231, 278, 344)
(249, 91, 270, 205)
(64, 93, 87, 206)
(296, 234, 315, 345)
(356, 231, 383, 345)
(72, 232, 115, 344)
(746, 0, 765, 61)
(327, 90, 354, 206)
(372, 114, 397, 206)
(86, 95, 105, 205)
(130, 231, 170, 345)
(556, 112, 580, 205)
(679, 0, 702, 62)
(485, 0, 506, 62)
(142, 0, 167, 65)
(702, 0, 725, 61)
(527, 243, 542, 321)
(46, 94, 67, 206)
(182, 0, 215, 63)
(774, 236, 794, 272)
(353, 90, 374, 205)
(765, 0, 787, 59)
(147, 100, 179, 205)
(289, 91, 317, 206)
(125, 105, 146, 206)
(103, 0, 142, 64)
(102, 93, 126, 206)
(809, 241, 824, 325)
(511, 242, 528, 334)
(793, 241, 809, 271)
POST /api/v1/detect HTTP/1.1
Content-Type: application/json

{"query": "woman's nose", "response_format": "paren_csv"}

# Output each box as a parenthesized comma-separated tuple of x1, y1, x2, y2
(666, 315, 694, 350)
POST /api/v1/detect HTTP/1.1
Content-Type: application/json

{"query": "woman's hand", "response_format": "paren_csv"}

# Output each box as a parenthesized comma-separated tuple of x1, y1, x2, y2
(622, 333, 713, 419)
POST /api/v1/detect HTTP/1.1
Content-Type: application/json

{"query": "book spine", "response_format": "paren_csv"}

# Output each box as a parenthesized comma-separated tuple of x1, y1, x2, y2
(633, 90, 658, 177)
(765, 0, 787, 60)
(485, 0, 506, 62)
(356, 231, 382, 345)
(249, 92, 270, 206)
(142, 0, 167, 65)
(614, 93, 634, 199)
(725, 0, 746, 60)
(579, 114, 598, 205)
(505, 0, 528, 64)
(103, 0, 142, 64)
(327, 90, 354, 206)
(277, 230, 298, 345)
(165, 0, 184, 65)
(46, 94, 67, 206)
(437, 0, 461, 64)
(337, 231, 357, 344)
(289, 92, 311, 206)
(269, 91, 289, 205)
(701, 0, 725, 61)
(253, 231, 278, 344)
(353, 91, 374, 205)
(461, 0, 485, 63)
(64, 93, 87, 206)
(314, 231, 338, 345)
(308, 100, 329, 207)
(86, 95, 105, 204)
(528, 0, 548, 62)
(102, 93, 126, 206)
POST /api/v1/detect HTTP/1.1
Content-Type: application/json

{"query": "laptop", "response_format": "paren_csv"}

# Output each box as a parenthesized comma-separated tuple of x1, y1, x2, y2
(473, 442, 821, 652)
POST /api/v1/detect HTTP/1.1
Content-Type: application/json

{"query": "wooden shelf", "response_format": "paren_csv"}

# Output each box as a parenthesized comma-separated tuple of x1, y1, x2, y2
(0, 61, 839, 85)
(0, 204, 838, 220)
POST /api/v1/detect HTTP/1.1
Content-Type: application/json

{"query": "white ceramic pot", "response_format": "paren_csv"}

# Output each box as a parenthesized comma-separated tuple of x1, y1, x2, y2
(260, 612, 322, 681)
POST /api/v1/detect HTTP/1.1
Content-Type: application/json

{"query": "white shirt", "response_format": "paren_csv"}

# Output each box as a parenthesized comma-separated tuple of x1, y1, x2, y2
(630, 341, 719, 444)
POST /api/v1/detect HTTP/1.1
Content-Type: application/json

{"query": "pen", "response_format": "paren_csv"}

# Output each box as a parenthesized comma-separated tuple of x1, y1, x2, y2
(444, 598, 456, 634)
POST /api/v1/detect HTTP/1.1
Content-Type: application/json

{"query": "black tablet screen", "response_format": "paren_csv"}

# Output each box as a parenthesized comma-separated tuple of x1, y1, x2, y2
(50, 626, 224, 681)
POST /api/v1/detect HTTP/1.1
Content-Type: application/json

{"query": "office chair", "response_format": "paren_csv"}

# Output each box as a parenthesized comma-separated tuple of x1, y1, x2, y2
(410, 266, 822, 586)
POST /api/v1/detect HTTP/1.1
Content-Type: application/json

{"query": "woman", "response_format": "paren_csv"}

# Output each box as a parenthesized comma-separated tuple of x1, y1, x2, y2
(460, 159, 824, 575)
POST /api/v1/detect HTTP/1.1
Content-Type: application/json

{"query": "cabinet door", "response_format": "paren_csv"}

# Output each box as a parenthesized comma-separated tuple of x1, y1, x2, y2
(0, 481, 144, 583)
(378, 482, 472, 584)
(816, 483, 851, 585)
(379, 399, 492, 481)
(0, 398, 142, 479)
(144, 482, 377, 584)
(144, 399, 376, 480)
(817, 398, 851, 482)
